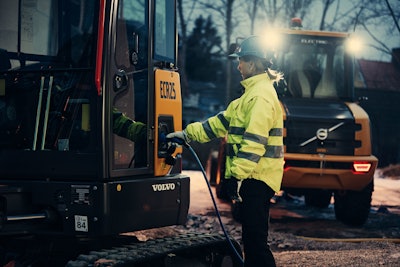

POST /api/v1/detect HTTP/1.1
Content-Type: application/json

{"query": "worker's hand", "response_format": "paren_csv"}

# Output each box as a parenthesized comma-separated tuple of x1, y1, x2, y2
(231, 200, 242, 223)
(166, 130, 190, 145)
(224, 177, 241, 202)
(224, 177, 242, 223)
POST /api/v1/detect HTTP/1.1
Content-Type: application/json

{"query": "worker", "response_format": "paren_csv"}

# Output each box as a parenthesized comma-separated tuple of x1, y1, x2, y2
(113, 108, 147, 167)
(113, 108, 146, 143)
(167, 35, 284, 266)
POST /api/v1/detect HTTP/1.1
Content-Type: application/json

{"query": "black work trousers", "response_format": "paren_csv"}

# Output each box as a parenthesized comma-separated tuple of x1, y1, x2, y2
(239, 179, 276, 267)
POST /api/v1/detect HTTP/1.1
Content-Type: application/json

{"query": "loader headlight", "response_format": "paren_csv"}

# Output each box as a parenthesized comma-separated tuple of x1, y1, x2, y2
(346, 35, 363, 55)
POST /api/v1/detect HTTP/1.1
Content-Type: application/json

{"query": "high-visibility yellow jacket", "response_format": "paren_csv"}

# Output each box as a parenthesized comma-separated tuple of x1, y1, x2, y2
(185, 73, 284, 192)
(113, 108, 146, 142)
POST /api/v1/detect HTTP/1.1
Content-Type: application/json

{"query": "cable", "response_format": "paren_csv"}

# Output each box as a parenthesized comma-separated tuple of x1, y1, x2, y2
(162, 134, 243, 263)
(298, 236, 400, 243)
(185, 144, 245, 265)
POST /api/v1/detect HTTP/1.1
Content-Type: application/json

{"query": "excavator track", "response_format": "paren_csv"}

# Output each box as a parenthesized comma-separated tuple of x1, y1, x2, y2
(66, 232, 243, 267)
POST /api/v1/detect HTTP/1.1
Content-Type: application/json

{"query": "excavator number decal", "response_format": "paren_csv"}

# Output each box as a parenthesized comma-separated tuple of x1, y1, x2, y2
(160, 80, 176, 99)
(75, 215, 88, 232)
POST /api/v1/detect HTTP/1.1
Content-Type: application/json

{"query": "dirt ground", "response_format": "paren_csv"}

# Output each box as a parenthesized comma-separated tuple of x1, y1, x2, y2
(133, 166, 400, 266)
(184, 167, 400, 266)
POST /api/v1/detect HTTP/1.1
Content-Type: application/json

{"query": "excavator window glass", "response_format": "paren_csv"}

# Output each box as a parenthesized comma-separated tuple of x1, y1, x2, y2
(111, 0, 149, 170)
(276, 36, 350, 100)
(0, 0, 100, 178)
(154, 0, 176, 63)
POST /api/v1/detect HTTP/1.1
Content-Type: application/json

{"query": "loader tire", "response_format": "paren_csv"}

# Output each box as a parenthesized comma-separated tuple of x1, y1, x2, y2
(305, 189, 332, 208)
(334, 182, 373, 226)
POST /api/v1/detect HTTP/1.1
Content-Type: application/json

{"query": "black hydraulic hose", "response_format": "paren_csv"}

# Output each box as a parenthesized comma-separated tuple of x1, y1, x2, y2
(184, 143, 244, 265)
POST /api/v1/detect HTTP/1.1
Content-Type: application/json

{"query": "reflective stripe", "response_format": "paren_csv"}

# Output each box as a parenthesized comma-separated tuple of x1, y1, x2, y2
(230, 127, 282, 137)
(229, 126, 245, 135)
(120, 120, 133, 136)
(269, 128, 282, 136)
(243, 132, 268, 145)
(227, 143, 283, 159)
(237, 151, 261, 163)
(226, 143, 239, 157)
(202, 120, 217, 139)
(263, 145, 284, 158)
(216, 112, 229, 130)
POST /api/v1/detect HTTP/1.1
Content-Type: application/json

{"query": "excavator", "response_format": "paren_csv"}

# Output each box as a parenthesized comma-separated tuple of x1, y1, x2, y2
(0, 0, 241, 266)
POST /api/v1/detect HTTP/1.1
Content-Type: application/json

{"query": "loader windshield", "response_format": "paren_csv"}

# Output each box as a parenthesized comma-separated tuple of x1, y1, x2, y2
(274, 34, 353, 100)
(0, 0, 99, 178)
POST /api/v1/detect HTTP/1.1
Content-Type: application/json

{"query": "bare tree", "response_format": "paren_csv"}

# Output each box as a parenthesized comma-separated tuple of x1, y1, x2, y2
(257, 0, 284, 27)
(350, 0, 400, 59)
(319, 0, 335, 30)
(198, 0, 242, 104)
(255, 0, 314, 28)
(180, 0, 399, 86)
(316, 0, 399, 59)
(284, 0, 313, 26)
(385, 0, 400, 34)
(244, 0, 261, 34)
(279, 0, 398, 60)
(177, 0, 199, 96)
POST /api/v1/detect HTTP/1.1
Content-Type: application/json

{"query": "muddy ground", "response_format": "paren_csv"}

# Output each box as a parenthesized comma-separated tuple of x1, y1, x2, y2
(135, 166, 400, 266)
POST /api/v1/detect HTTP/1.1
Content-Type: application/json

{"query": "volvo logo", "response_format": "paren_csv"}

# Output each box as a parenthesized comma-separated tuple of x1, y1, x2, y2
(316, 128, 328, 140)
(300, 122, 345, 147)
(152, 183, 176, 192)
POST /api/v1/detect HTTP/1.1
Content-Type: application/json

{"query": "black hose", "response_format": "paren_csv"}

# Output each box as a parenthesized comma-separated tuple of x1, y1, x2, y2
(185, 144, 244, 264)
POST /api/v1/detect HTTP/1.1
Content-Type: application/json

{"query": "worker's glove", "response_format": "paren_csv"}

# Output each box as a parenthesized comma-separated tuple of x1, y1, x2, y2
(224, 177, 241, 202)
(231, 200, 242, 223)
(166, 130, 191, 145)
(224, 177, 242, 223)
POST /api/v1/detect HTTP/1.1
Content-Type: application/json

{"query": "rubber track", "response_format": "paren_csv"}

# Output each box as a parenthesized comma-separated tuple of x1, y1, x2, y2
(66, 232, 234, 267)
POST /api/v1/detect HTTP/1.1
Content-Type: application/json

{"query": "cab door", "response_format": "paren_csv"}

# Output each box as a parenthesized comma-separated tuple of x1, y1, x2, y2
(107, 0, 150, 177)
(105, 0, 181, 178)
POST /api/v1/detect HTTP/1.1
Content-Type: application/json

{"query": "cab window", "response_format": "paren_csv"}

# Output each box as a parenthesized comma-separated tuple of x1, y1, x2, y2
(111, 0, 149, 170)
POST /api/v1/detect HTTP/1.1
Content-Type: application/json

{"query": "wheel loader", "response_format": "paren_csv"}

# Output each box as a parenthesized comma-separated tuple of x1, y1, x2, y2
(208, 19, 378, 227)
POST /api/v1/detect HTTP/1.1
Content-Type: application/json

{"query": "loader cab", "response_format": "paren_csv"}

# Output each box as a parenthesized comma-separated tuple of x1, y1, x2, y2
(273, 31, 354, 101)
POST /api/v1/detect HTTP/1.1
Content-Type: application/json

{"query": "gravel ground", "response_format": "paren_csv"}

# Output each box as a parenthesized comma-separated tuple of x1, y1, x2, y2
(133, 167, 400, 266)
(134, 211, 399, 266)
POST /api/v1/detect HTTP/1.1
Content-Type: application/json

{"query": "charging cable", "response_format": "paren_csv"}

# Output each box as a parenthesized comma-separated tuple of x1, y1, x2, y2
(164, 135, 244, 264)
